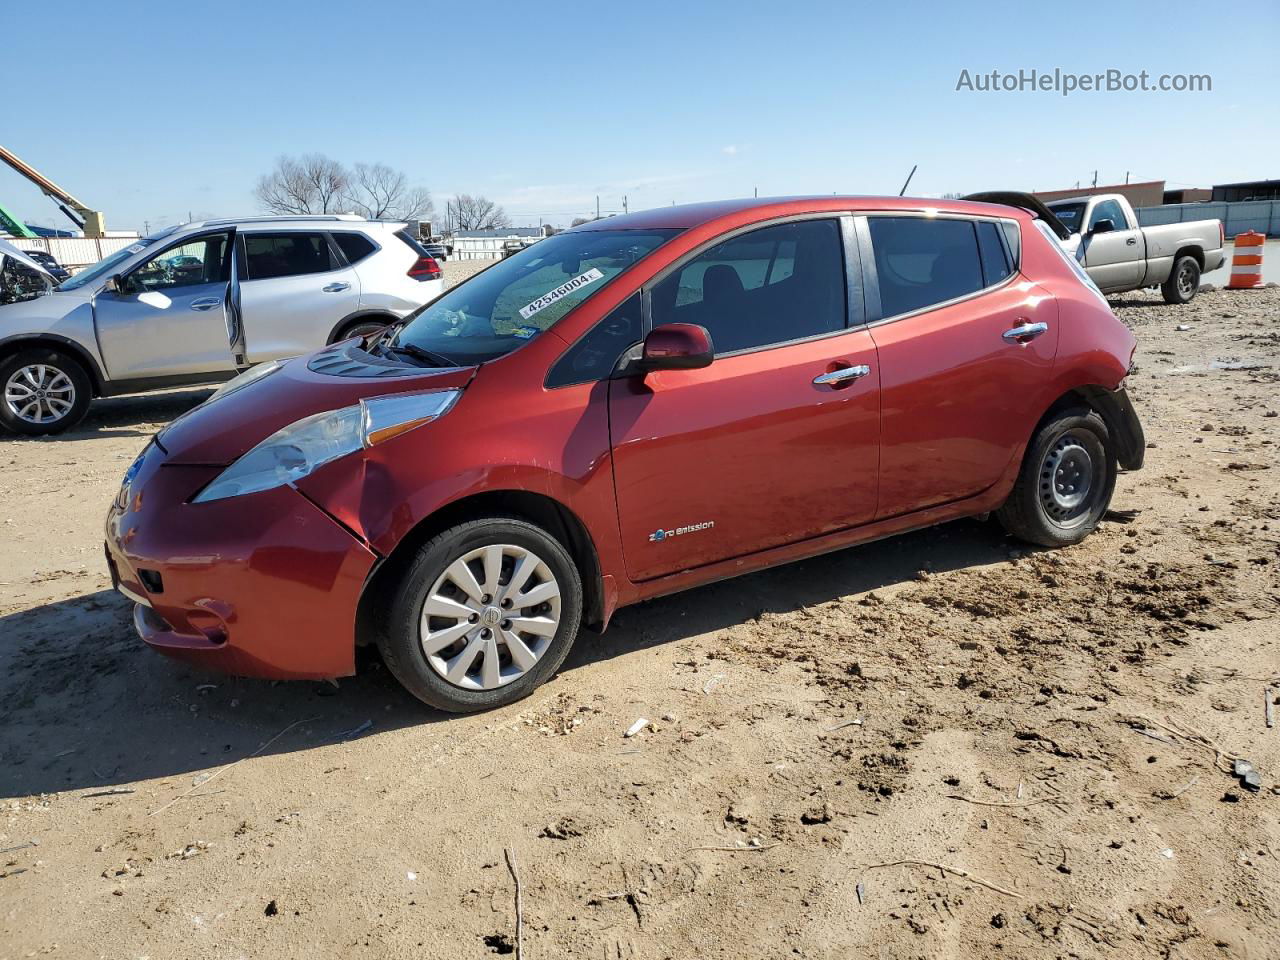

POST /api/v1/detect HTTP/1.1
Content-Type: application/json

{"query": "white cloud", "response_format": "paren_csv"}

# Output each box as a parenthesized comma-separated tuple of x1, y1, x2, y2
(722, 145, 739, 156)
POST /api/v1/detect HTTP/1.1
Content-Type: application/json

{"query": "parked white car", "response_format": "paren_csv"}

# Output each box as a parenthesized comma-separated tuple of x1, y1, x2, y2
(1045, 194, 1225, 303)
(0, 215, 445, 435)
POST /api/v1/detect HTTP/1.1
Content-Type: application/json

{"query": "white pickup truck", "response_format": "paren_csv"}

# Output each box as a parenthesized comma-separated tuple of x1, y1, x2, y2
(1045, 193, 1225, 304)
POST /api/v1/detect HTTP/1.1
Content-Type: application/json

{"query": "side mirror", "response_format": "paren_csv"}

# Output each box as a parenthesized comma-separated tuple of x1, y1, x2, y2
(104, 274, 127, 295)
(1091, 218, 1116, 235)
(641, 323, 714, 371)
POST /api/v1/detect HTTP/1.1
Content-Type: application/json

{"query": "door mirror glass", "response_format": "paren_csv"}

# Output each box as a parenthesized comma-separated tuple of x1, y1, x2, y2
(1091, 218, 1115, 235)
(103, 274, 123, 294)
(641, 323, 714, 371)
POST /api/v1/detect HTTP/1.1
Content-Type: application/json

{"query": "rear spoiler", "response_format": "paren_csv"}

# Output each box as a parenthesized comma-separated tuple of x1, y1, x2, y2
(962, 191, 1072, 241)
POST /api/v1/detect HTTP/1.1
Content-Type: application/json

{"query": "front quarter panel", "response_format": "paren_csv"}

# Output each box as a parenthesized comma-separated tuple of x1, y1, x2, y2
(295, 333, 623, 574)
(0, 291, 104, 376)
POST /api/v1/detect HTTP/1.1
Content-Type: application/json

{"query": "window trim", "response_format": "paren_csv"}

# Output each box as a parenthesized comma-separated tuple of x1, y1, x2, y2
(639, 212, 864, 360)
(237, 228, 353, 283)
(856, 211, 1023, 328)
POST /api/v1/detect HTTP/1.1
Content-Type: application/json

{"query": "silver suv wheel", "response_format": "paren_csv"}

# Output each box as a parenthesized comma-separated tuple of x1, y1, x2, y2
(419, 543, 562, 691)
(4, 363, 76, 425)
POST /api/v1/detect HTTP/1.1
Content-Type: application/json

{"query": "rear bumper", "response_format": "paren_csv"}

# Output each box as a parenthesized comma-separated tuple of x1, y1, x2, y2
(104, 448, 378, 679)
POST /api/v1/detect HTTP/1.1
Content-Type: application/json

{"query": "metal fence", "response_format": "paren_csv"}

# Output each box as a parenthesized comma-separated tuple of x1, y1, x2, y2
(4, 235, 140, 271)
(1135, 199, 1280, 238)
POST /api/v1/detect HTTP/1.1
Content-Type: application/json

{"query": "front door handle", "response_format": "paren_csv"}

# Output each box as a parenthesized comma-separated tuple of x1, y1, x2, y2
(190, 297, 222, 311)
(1126, 237, 1137, 245)
(813, 364, 871, 387)
(323, 281, 351, 293)
(1002, 321, 1049, 344)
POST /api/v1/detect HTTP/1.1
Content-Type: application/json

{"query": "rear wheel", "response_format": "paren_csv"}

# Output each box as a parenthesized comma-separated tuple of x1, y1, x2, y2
(997, 408, 1116, 547)
(0, 348, 92, 436)
(377, 517, 583, 712)
(1161, 255, 1200, 304)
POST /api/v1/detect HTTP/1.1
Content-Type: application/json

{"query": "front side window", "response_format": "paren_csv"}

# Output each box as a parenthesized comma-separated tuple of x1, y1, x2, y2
(244, 232, 335, 280)
(1088, 200, 1126, 232)
(58, 237, 157, 291)
(650, 219, 846, 355)
(393, 229, 677, 365)
(128, 233, 231, 292)
(868, 217, 984, 318)
(547, 293, 642, 387)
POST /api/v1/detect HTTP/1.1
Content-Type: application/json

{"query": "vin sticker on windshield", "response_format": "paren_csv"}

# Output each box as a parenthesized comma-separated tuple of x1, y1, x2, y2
(518, 268, 604, 321)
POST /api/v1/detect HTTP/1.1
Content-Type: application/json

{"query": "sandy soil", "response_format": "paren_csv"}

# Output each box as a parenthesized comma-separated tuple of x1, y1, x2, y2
(2, 284, 1278, 959)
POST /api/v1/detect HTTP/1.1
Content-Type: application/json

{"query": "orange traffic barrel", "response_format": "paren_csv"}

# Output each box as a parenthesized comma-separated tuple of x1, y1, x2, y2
(1227, 230, 1265, 289)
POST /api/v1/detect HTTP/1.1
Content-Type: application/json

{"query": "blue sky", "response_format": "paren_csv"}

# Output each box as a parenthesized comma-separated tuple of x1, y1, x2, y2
(2, 0, 1276, 232)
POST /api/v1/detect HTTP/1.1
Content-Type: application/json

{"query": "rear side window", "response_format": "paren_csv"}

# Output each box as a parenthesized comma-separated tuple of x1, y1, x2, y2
(244, 232, 334, 280)
(332, 232, 376, 264)
(868, 217, 984, 318)
(650, 219, 846, 355)
(547, 293, 642, 387)
(976, 221, 1013, 286)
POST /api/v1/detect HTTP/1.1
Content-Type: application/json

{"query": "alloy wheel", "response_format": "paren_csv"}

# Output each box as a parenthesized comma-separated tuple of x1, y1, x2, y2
(419, 543, 562, 690)
(1177, 262, 1196, 299)
(4, 364, 76, 425)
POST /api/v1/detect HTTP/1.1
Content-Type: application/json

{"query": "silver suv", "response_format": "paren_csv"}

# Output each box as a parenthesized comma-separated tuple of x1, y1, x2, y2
(0, 215, 444, 435)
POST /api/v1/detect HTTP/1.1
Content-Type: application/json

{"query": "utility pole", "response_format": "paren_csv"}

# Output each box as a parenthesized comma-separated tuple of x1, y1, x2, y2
(1091, 170, 1098, 188)
(596, 195, 600, 221)
(623, 195, 628, 214)
(754, 186, 758, 198)
(1125, 171, 1130, 184)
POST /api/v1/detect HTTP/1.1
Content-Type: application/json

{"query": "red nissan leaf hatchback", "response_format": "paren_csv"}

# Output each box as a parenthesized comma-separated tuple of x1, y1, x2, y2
(105, 196, 1143, 712)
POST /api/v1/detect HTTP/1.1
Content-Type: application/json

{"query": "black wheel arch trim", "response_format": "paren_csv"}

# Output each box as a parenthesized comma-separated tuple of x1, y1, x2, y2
(0, 333, 107, 396)
(326, 310, 400, 344)
(1076, 385, 1145, 471)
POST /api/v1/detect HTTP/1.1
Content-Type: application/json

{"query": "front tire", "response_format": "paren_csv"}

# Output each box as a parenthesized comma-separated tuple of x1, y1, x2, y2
(335, 317, 394, 342)
(377, 517, 583, 713)
(0, 348, 92, 436)
(997, 408, 1116, 547)
(1161, 255, 1200, 305)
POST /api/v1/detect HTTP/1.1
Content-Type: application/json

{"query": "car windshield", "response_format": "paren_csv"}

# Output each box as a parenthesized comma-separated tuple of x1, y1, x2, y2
(1048, 202, 1086, 235)
(57, 238, 157, 291)
(390, 228, 679, 364)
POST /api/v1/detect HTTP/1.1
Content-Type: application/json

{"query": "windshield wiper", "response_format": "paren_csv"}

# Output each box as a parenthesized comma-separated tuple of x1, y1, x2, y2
(385, 342, 456, 368)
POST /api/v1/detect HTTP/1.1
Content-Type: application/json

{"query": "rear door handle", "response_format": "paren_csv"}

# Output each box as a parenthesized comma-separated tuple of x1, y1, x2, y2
(323, 281, 351, 293)
(190, 298, 221, 311)
(813, 364, 871, 386)
(1002, 321, 1049, 344)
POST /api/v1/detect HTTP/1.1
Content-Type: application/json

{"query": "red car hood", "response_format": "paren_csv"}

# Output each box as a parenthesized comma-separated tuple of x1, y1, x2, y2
(158, 352, 477, 465)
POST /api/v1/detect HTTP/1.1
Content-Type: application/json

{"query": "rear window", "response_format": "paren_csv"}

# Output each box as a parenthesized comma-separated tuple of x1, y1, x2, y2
(868, 217, 985, 318)
(244, 232, 334, 280)
(976, 220, 1013, 286)
(332, 232, 376, 264)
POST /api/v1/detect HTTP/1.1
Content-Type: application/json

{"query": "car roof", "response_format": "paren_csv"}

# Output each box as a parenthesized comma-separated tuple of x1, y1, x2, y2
(152, 216, 403, 240)
(572, 195, 1034, 233)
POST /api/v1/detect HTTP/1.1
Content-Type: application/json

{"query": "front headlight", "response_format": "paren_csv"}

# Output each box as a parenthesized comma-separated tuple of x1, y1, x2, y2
(193, 389, 460, 503)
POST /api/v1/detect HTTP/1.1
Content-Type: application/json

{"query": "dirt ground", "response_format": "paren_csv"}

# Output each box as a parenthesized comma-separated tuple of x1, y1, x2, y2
(2, 280, 1278, 959)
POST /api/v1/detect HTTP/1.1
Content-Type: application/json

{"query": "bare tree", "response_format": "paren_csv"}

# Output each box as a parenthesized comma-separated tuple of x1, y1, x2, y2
(444, 194, 511, 232)
(254, 154, 350, 215)
(344, 163, 434, 221)
(570, 216, 593, 227)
